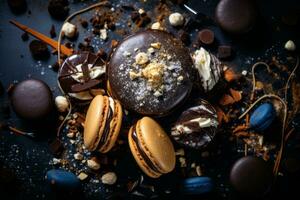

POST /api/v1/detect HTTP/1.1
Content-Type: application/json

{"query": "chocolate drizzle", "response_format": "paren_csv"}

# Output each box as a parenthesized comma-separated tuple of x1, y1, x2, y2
(131, 126, 160, 173)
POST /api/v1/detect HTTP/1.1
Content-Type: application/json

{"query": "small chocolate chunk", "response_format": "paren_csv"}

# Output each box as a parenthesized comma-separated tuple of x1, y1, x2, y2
(50, 25, 56, 38)
(121, 4, 135, 11)
(178, 30, 190, 45)
(21, 32, 29, 41)
(198, 29, 214, 45)
(80, 20, 88, 28)
(78, 42, 94, 53)
(48, 0, 69, 20)
(51, 61, 60, 72)
(96, 49, 107, 60)
(49, 138, 64, 156)
(29, 40, 50, 60)
(217, 45, 232, 59)
(7, 0, 27, 14)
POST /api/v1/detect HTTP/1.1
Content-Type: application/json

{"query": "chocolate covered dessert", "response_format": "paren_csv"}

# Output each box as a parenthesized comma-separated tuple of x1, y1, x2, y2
(108, 30, 195, 116)
(58, 52, 106, 102)
(171, 99, 218, 149)
(192, 47, 224, 94)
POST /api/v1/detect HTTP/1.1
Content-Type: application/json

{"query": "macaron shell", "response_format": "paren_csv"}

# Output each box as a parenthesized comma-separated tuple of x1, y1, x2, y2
(128, 127, 161, 178)
(100, 99, 123, 153)
(138, 117, 176, 173)
(84, 95, 108, 151)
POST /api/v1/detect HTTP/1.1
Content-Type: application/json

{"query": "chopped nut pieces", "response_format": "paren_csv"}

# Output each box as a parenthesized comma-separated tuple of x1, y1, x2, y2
(135, 52, 149, 65)
(62, 22, 77, 39)
(151, 22, 163, 30)
(150, 42, 161, 49)
(142, 62, 165, 89)
(101, 172, 117, 185)
(78, 172, 88, 181)
(129, 71, 142, 80)
(74, 153, 83, 160)
(87, 159, 100, 170)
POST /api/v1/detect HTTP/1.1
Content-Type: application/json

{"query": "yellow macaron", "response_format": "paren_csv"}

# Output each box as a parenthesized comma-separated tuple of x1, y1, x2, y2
(84, 95, 123, 153)
(128, 117, 176, 178)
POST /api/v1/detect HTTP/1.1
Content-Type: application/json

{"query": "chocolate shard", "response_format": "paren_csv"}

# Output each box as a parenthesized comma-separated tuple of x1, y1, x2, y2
(71, 79, 101, 93)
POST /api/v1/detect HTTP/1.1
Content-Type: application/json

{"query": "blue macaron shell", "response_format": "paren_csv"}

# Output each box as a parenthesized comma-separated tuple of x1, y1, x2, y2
(250, 103, 276, 132)
(45, 169, 81, 190)
(181, 177, 214, 195)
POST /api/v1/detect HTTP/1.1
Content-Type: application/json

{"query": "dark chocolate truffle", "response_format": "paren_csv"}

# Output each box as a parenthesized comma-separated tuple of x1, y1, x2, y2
(10, 79, 53, 120)
(58, 52, 106, 101)
(29, 40, 50, 60)
(108, 30, 195, 116)
(171, 99, 218, 149)
(215, 0, 258, 34)
(48, 0, 69, 20)
(230, 156, 273, 197)
(7, 0, 27, 14)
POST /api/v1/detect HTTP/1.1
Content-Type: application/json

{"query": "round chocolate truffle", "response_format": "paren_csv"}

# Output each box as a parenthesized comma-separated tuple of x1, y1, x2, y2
(230, 156, 273, 197)
(58, 52, 106, 102)
(108, 30, 195, 116)
(171, 99, 218, 149)
(215, 0, 258, 34)
(10, 79, 53, 120)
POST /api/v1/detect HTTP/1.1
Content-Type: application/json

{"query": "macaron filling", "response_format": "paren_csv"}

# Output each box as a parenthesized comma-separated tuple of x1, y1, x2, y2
(96, 98, 115, 150)
(131, 125, 161, 174)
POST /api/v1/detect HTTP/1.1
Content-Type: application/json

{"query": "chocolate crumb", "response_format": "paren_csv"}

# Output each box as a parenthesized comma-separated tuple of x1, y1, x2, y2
(49, 138, 64, 156)
(218, 45, 232, 59)
(50, 25, 56, 38)
(96, 49, 107, 60)
(80, 19, 88, 28)
(21, 32, 29, 41)
(131, 11, 140, 22)
(51, 61, 60, 72)
(29, 40, 50, 60)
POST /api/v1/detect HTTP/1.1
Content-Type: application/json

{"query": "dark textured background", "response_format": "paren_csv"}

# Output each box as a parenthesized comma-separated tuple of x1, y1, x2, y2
(0, 0, 300, 199)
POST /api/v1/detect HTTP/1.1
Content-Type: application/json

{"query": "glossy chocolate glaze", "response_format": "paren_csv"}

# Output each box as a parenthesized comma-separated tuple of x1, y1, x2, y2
(58, 52, 105, 99)
(108, 30, 196, 116)
(215, 0, 258, 34)
(131, 126, 160, 173)
(171, 99, 218, 149)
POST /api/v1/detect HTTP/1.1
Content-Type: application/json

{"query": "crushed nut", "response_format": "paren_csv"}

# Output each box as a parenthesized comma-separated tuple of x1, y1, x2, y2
(129, 71, 142, 80)
(150, 42, 161, 49)
(87, 159, 101, 170)
(101, 172, 117, 185)
(175, 148, 185, 156)
(55, 96, 69, 112)
(67, 132, 75, 138)
(196, 165, 203, 176)
(151, 22, 163, 30)
(284, 40, 296, 51)
(179, 157, 186, 168)
(74, 153, 83, 160)
(142, 62, 164, 88)
(78, 172, 88, 181)
(135, 52, 149, 65)
(147, 47, 155, 54)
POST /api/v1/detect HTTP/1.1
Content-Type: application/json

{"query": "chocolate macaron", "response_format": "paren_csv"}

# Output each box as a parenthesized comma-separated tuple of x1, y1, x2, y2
(128, 117, 176, 178)
(108, 30, 195, 116)
(10, 79, 53, 120)
(58, 52, 106, 102)
(230, 156, 273, 197)
(84, 95, 123, 153)
(171, 99, 218, 149)
(215, 0, 258, 34)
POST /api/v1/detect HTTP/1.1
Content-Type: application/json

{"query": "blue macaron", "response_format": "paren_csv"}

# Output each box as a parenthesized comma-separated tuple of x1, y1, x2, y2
(181, 177, 214, 195)
(45, 169, 81, 190)
(249, 103, 276, 132)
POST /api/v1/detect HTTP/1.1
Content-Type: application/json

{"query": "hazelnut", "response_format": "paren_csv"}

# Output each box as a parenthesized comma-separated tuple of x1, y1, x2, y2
(62, 22, 77, 39)
(169, 12, 184, 26)
(87, 159, 100, 170)
(55, 96, 69, 112)
(284, 40, 296, 51)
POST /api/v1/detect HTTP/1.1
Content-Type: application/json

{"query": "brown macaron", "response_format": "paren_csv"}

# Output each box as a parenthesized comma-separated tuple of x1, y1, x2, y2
(128, 117, 176, 178)
(84, 95, 123, 153)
